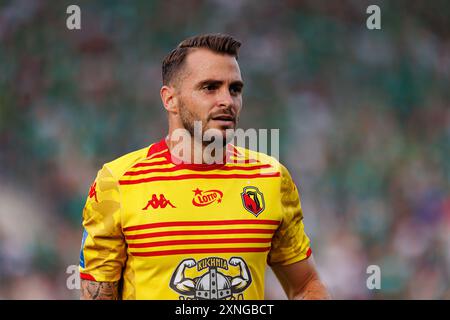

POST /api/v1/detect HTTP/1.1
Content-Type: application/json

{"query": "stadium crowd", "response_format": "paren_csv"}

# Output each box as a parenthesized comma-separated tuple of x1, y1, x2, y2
(0, 0, 449, 299)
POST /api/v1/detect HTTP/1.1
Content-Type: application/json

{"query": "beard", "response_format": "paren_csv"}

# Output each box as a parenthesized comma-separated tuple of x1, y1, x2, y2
(178, 104, 206, 139)
(178, 102, 238, 147)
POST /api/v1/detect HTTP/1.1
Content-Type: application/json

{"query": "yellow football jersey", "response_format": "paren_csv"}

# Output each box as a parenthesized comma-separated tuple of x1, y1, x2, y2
(79, 138, 311, 300)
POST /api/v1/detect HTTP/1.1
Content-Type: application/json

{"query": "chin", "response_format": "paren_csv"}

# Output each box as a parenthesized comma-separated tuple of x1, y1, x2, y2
(203, 126, 235, 146)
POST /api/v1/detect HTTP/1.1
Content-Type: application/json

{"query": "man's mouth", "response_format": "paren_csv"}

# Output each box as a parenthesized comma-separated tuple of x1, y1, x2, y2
(211, 114, 235, 122)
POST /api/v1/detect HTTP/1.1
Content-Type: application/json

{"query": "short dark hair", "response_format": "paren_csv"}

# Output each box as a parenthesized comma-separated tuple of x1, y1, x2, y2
(162, 33, 241, 85)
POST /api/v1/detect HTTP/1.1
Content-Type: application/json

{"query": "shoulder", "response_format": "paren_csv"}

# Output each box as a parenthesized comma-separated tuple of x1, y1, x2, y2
(100, 144, 154, 181)
(230, 145, 297, 191)
(230, 145, 291, 176)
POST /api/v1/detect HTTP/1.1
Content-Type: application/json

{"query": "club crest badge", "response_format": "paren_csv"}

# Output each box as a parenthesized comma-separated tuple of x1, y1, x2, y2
(241, 186, 265, 217)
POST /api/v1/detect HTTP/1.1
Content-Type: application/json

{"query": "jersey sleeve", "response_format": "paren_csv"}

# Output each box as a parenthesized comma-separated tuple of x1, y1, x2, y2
(267, 164, 312, 266)
(79, 165, 126, 282)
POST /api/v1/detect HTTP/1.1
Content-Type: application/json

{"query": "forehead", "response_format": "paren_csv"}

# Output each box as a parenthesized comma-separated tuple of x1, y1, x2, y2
(182, 48, 242, 83)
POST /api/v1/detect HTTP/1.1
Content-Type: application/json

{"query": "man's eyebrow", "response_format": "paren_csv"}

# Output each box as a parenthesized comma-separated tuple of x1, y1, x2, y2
(197, 79, 222, 87)
(196, 79, 244, 88)
(230, 80, 244, 88)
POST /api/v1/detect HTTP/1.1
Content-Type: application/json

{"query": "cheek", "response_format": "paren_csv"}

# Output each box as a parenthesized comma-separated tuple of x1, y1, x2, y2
(234, 97, 243, 113)
(191, 92, 212, 108)
(185, 93, 210, 118)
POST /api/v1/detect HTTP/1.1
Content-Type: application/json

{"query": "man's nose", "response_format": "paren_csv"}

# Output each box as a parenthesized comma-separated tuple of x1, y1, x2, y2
(217, 88, 234, 108)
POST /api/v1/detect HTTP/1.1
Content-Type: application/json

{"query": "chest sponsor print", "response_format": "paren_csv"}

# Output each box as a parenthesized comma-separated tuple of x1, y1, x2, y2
(170, 256, 251, 300)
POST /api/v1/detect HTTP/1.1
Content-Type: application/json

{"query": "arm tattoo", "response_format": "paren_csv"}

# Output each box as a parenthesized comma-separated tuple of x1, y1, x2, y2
(80, 280, 120, 300)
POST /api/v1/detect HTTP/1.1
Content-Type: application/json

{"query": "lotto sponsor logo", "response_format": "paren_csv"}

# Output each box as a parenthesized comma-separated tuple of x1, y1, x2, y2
(192, 188, 223, 207)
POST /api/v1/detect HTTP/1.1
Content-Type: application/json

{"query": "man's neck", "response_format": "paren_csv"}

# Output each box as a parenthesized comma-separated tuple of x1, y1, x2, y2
(165, 134, 228, 165)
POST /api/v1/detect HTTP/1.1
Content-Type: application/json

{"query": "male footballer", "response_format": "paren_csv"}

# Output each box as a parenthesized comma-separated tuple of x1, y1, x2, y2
(79, 33, 330, 300)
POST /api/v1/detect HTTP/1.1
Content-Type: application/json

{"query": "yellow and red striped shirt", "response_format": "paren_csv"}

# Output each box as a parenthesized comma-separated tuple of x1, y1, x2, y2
(79, 138, 311, 299)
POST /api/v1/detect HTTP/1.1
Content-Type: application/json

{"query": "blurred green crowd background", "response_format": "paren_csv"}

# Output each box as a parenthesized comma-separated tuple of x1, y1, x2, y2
(0, 0, 449, 299)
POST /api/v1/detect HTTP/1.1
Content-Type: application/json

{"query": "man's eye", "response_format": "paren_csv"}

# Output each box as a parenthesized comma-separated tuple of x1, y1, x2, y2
(230, 86, 242, 95)
(203, 85, 217, 91)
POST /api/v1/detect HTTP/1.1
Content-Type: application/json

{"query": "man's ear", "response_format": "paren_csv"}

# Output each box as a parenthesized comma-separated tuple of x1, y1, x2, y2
(160, 85, 178, 114)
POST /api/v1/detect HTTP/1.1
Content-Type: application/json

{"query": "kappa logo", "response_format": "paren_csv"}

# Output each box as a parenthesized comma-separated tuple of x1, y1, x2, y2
(192, 188, 223, 207)
(143, 194, 176, 210)
(241, 186, 265, 217)
(170, 257, 251, 300)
